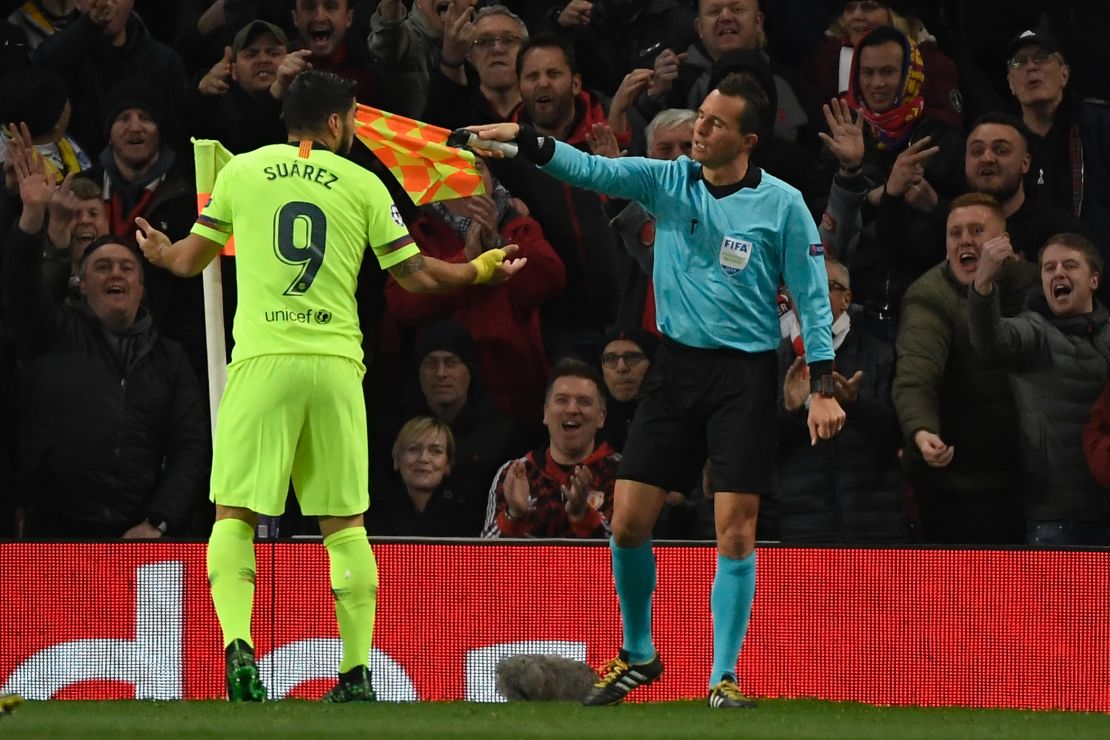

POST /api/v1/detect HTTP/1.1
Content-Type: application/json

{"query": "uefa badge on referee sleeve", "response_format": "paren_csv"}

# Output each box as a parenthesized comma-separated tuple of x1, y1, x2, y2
(719, 236, 752, 276)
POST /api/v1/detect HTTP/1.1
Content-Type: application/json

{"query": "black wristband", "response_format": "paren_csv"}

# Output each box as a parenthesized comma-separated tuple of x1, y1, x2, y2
(810, 374, 836, 396)
(515, 124, 556, 165)
(807, 359, 834, 384)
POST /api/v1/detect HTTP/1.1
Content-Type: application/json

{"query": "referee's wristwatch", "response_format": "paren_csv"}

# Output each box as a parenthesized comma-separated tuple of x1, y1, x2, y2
(810, 374, 836, 397)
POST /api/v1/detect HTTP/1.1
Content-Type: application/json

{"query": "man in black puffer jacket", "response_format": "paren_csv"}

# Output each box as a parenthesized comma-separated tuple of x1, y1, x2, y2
(775, 259, 907, 543)
(2, 130, 209, 538)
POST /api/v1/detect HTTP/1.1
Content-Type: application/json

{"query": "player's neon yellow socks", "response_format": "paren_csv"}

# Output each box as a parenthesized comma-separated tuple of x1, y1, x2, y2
(207, 518, 257, 649)
(324, 527, 378, 674)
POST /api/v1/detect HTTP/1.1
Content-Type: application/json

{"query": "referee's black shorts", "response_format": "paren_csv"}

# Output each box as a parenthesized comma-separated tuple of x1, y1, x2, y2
(618, 337, 777, 496)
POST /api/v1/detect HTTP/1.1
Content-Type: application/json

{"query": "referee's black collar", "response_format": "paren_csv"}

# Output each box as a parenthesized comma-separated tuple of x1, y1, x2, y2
(697, 164, 762, 199)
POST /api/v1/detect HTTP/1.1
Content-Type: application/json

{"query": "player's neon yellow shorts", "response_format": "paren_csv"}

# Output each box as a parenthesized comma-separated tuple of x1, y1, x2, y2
(210, 354, 369, 517)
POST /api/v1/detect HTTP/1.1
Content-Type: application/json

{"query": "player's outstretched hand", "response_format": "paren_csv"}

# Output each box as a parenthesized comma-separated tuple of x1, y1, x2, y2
(134, 216, 171, 268)
(466, 122, 521, 154)
(807, 394, 846, 446)
(479, 242, 527, 284)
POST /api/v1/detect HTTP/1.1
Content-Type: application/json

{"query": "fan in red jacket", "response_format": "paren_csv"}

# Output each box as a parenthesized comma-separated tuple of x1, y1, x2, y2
(384, 159, 566, 425)
(1083, 380, 1110, 489)
(481, 359, 620, 539)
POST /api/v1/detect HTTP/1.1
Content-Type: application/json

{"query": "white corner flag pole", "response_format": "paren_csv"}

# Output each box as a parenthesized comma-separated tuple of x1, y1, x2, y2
(201, 257, 228, 438)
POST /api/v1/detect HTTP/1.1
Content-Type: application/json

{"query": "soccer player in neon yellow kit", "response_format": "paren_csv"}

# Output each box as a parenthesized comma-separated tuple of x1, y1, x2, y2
(135, 70, 525, 702)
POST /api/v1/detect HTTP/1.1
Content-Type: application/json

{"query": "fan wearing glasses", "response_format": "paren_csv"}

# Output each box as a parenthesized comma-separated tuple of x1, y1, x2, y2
(597, 327, 658, 453)
(1005, 24, 1110, 257)
(422, 4, 528, 130)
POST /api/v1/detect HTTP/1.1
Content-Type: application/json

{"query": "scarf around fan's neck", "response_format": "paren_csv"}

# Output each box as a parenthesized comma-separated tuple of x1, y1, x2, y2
(846, 29, 925, 150)
(429, 183, 511, 244)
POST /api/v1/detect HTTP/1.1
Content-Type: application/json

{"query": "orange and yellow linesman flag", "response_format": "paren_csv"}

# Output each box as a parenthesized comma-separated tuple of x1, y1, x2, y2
(193, 138, 237, 256)
(354, 104, 485, 205)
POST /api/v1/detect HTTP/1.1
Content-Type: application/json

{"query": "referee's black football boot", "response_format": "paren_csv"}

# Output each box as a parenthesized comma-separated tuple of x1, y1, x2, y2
(322, 665, 376, 703)
(707, 673, 756, 709)
(581, 649, 664, 706)
(225, 639, 266, 702)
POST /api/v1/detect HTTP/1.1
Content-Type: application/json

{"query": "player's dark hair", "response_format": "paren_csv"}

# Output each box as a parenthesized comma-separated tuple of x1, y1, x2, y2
(1038, 233, 1103, 276)
(715, 71, 769, 137)
(282, 70, 356, 134)
(516, 31, 578, 78)
(544, 357, 605, 410)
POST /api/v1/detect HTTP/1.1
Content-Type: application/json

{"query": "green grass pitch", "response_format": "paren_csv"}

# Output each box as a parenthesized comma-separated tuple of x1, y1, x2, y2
(4, 699, 1108, 739)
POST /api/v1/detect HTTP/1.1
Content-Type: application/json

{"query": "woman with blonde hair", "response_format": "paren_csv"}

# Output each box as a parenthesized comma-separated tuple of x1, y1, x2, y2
(370, 416, 477, 537)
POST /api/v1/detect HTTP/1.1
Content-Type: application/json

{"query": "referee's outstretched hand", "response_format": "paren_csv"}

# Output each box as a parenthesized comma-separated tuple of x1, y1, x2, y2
(807, 394, 846, 446)
(466, 122, 521, 153)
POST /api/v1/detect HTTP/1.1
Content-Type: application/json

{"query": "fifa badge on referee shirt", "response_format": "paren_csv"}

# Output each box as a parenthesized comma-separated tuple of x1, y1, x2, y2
(719, 236, 752, 276)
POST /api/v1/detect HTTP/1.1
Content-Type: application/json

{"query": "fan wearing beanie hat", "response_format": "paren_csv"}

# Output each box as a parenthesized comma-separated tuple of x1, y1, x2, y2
(415, 319, 479, 423)
(398, 318, 522, 535)
(102, 78, 166, 141)
(597, 326, 658, 453)
(0, 66, 92, 181)
(96, 78, 184, 237)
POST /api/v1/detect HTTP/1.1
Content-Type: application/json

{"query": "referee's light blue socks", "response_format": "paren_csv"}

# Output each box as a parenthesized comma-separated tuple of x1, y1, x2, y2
(611, 538, 657, 664)
(710, 550, 756, 688)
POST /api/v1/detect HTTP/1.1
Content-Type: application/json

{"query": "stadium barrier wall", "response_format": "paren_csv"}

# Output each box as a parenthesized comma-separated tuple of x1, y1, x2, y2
(1, 541, 1108, 710)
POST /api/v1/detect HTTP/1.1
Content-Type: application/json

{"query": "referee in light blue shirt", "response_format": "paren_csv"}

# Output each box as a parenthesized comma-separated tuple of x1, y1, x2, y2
(468, 72, 845, 709)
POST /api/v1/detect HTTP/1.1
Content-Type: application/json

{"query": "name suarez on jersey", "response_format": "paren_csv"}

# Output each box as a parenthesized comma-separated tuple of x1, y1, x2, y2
(262, 162, 339, 189)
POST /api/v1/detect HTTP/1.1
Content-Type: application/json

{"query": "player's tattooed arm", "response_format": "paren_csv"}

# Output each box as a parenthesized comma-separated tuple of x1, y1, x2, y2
(388, 253, 427, 279)
(389, 246, 524, 294)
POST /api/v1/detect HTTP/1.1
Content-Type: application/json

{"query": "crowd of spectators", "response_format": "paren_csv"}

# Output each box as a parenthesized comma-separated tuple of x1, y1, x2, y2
(0, 0, 1108, 546)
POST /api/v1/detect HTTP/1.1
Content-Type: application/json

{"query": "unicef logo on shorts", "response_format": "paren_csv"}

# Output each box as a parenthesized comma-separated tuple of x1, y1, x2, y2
(315, 310, 332, 324)
(719, 236, 753, 276)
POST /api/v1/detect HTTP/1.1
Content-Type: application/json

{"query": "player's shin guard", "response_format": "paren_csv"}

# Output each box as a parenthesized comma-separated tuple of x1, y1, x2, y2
(611, 537, 656, 664)
(324, 527, 378, 674)
(207, 518, 257, 649)
(709, 551, 756, 687)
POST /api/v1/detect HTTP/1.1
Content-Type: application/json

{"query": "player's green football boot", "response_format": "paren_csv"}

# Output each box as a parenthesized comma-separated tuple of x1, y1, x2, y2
(225, 639, 266, 702)
(322, 665, 376, 703)
(707, 673, 756, 709)
(581, 650, 664, 706)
